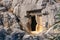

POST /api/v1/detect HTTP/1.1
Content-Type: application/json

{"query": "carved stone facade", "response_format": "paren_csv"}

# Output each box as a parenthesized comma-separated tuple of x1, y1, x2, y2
(11, 0, 60, 34)
(0, 0, 60, 34)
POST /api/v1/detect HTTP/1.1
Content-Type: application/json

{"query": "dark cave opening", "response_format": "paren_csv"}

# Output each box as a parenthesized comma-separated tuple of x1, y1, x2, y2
(31, 16, 37, 31)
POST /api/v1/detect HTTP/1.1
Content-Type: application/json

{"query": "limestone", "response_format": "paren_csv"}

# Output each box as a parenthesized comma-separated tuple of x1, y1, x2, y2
(11, 30, 25, 40)
(22, 35, 33, 40)
(0, 28, 7, 40)
(2, 0, 12, 9)
(0, 7, 6, 11)
(0, 13, 3, 25)
(3, 12, 15, 27)
(33, 36, 42, 40)
(0, 0, 60, 40)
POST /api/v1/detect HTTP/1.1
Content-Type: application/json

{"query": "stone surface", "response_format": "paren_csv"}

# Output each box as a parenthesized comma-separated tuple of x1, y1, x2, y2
(0, 0, 60, 40)
(22, 35, 33, 40)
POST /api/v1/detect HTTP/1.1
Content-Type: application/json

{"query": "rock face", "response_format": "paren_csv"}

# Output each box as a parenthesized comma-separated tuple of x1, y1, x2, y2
(0, 0, 60, 40)
(13, 0, 60, 33)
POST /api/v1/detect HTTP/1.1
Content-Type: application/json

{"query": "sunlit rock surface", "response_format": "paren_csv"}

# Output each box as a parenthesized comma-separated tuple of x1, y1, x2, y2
(0, 0, 60, 40)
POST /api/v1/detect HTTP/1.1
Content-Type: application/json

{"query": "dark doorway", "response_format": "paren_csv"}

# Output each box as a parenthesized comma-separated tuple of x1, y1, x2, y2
(31, 16, 37, 31)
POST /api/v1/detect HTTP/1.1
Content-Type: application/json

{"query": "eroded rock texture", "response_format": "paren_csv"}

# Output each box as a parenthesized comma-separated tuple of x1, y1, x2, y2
(0, 0, 60, 40)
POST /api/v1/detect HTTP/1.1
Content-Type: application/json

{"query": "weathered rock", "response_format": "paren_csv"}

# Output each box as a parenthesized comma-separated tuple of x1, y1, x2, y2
(2, 0, 12, 9)
(22, 35, 33, 40)
(0, 28, 7, 40)
(0, 0, 59, 40)
(0, 7, 6, 11)
(33, 36, 42, 40)
(5, 35, 12, 40)
(0, 13, 3, 25)
(11, 30, 25, 40)
(3, 12, 15, 27)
